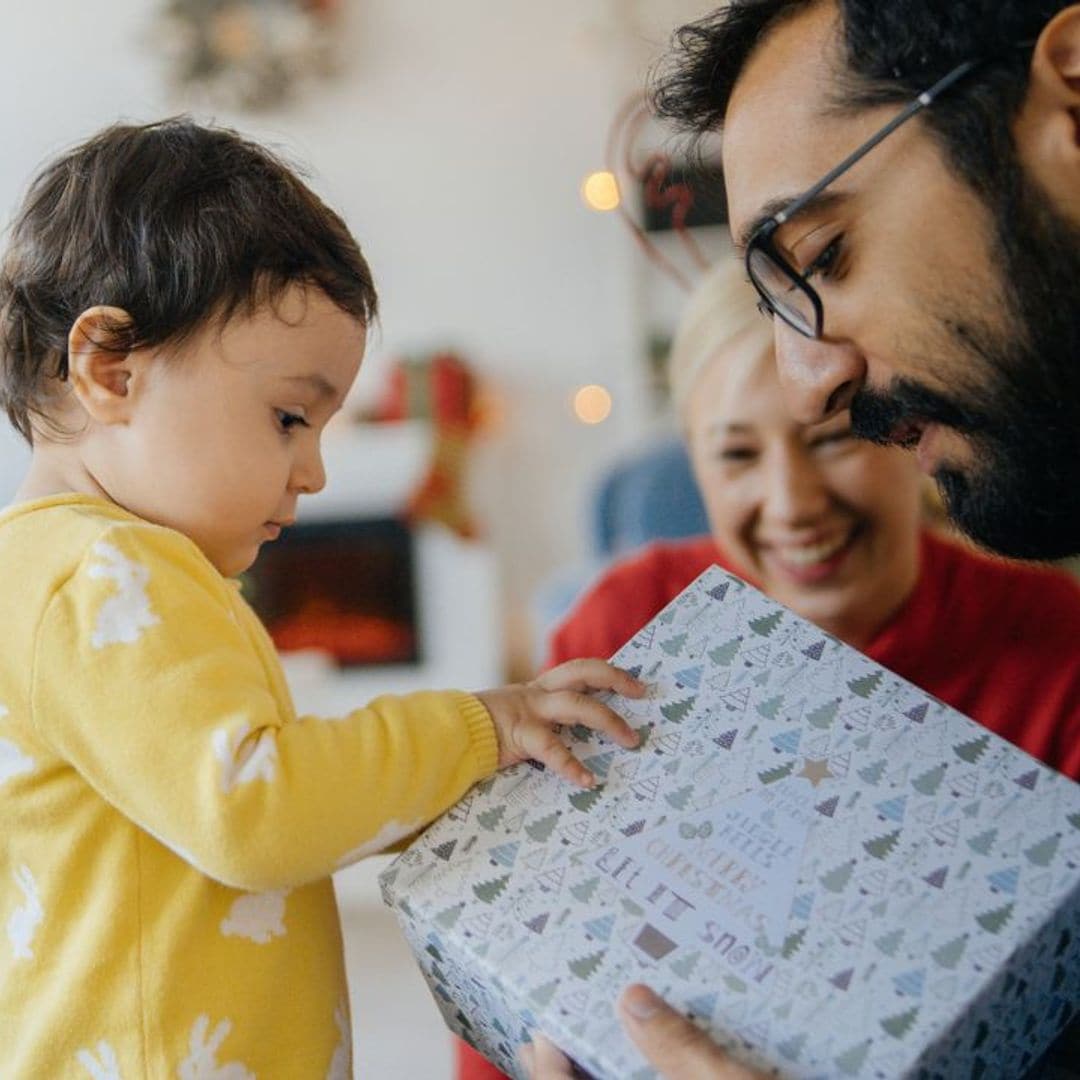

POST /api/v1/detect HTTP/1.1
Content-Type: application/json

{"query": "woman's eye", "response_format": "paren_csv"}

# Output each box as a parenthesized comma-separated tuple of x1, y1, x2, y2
(802, 235, 844, 282)
(275, 409, 308, 433)
(718, 447, 758, 463)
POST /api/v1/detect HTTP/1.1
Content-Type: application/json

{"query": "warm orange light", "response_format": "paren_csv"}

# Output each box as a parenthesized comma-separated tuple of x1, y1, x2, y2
(581, 170, 620, 212)
(573, 384, 613, 425)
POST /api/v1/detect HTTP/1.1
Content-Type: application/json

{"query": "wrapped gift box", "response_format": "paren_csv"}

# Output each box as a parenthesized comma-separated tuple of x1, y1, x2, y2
(380, 568, 1080, 1078)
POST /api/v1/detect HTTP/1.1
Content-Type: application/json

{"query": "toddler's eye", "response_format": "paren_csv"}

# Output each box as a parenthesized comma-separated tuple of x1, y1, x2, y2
(275, 409, 308, 433)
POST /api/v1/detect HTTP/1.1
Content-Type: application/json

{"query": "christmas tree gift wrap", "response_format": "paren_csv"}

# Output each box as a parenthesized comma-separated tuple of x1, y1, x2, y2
(380, 567, 1080, 1079)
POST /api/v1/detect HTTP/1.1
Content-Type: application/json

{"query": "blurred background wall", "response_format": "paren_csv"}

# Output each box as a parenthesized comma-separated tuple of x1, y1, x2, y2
(0, 0, 719, 672)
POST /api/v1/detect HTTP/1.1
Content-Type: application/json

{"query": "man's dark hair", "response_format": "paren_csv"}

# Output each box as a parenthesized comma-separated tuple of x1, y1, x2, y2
(0, 117, 378, 442)
(653, 0, 1068, 201)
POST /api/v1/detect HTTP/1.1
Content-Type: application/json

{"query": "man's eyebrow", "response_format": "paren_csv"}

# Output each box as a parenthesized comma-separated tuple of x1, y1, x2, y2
(282, 373, 339, 400)
(734, 190, 850, 254)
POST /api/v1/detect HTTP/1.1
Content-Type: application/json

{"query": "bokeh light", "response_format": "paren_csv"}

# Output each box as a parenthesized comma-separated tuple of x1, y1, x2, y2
(573, 384, 613, 424)
(581, 170, 620, 212)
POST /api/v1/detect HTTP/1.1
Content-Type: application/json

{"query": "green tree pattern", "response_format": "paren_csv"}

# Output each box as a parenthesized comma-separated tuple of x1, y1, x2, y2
(912, 763, 946, 796)
(781, 926, 807, 959)
(569, 785, 604, 813)
(880, 1007, 919, 1039)
(749, 611, 782, 637)
(665, 784, 693, 810)
(1024, 833, 1061, 867)
(834, 1039, 872, 1075)
(477, 805, 505, 831)
(967, 827, 998, 856)
(953, 733, 991, 764)
(848, 671, 883, 698)
(864, 829, 901, 860)
(568, 949, 606, 980)
(931, 934, 968, 969)
(570, 876, 601, 903)
(525, 811, 560, 843)
(807, 699, 840, 729)
(757, 694, 785, 720)
(759, 760, 796, 785)
(976, 902, 1015, 934)
(473, 874, 510, 904)
(661, 697, 696, 723)
(708, 637, 742, 666)
(820, 859, 855, 893)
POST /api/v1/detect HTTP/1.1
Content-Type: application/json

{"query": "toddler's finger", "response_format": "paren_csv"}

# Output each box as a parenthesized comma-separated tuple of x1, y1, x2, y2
(526, 728, 596, 788)
(536, 658, 647, 698)
(538, 689, 639, 749)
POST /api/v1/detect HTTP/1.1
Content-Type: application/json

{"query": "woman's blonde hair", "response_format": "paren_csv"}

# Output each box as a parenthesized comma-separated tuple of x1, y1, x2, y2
(667, 258, 772, 420)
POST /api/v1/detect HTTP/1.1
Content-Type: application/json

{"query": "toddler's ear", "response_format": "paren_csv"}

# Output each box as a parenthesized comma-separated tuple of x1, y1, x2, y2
(67, 306, 138, 425)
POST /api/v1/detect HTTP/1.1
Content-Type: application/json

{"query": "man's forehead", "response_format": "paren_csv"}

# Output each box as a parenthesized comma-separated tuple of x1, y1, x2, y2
(721, 2, 856, 241)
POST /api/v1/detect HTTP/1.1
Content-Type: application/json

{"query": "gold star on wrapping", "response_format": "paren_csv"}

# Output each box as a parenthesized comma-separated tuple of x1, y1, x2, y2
(798, 757, 835, 787)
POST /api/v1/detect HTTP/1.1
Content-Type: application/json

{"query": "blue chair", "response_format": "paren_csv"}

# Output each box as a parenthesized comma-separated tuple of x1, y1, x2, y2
(530, 435, 708, 664)
(591, 435, 708, 558)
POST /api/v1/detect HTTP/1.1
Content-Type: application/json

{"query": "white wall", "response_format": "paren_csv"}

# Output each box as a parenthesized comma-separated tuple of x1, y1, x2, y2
(0, 0, 716, 667)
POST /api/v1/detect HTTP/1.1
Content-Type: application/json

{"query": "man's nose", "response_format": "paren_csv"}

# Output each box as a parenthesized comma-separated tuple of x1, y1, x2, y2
(774, 321, 866, 424)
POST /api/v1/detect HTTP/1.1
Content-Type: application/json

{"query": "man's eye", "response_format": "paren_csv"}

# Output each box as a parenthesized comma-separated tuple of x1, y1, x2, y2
(811, 429, 853, 450)
(802, 235, 844, 282)
(275, 409, 308, 432)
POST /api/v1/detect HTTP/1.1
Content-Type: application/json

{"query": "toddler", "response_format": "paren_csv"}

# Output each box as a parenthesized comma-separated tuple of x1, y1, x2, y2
(0, 119, 642, 1077)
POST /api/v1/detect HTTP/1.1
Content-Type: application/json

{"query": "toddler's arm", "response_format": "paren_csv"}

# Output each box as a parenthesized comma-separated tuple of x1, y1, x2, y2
(31, 522, 639, 891)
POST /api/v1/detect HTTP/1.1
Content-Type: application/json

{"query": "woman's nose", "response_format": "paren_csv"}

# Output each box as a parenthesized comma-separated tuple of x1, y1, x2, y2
(774, 321, 866, 424)
(762, 446, 831, 526)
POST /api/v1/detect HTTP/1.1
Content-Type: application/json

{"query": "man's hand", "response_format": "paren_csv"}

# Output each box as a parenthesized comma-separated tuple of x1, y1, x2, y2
(616, 985, 766, 1079)
(519, 984, 767, 1080)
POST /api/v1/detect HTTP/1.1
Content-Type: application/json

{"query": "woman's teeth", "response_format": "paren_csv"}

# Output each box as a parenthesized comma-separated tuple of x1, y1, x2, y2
(776, 533, 851, 566)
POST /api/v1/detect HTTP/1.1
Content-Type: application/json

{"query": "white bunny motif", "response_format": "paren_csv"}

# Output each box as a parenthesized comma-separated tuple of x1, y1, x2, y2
(7, 864, 43, 960)
(220, 889, 289, 944)
(87, 542, 160, 649)
(0, 732, 34, 786)
(0, 700, 36, 787)
(177, 1016, 254, 1080)
(76, 1040, 122, 1080)
(325, 999, 351, 1080)
(211, 723, 278, 794)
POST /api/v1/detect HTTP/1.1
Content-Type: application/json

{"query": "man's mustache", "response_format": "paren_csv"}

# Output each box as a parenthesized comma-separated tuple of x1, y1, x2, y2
(849, 379, 993, 446)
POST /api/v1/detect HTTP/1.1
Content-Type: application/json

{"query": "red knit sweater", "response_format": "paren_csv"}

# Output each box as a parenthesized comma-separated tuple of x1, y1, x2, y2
(457, 529, 1080, 1080)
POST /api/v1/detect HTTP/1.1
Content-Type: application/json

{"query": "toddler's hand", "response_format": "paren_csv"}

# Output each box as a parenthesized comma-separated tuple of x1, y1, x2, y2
(476, 659, 646, 788)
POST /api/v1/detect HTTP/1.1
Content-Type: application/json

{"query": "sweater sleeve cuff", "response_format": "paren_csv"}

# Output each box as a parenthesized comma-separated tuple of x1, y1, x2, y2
(452, 691, 499, 778)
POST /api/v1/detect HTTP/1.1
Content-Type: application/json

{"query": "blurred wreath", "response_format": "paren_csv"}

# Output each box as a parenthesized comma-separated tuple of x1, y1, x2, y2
(155, 0, 342, 111)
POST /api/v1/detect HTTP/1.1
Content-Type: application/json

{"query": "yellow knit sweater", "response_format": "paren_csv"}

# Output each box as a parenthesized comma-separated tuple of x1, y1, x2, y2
(0, 494, 498, 1077)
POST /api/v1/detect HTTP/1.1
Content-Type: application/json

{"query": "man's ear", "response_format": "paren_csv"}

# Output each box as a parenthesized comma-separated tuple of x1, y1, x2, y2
(1014, 6, 1080, 219)
(67, 307, 139, 425)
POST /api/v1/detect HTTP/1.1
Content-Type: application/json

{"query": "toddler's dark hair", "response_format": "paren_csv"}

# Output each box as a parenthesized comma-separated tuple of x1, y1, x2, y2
(0, 117, 378, 442)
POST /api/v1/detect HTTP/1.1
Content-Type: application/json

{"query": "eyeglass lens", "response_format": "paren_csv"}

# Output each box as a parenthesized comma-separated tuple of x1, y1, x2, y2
(747, 244, 817, 337)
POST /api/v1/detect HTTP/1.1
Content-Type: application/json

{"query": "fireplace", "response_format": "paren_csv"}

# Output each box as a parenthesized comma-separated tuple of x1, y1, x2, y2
(243, 517, 419, 668)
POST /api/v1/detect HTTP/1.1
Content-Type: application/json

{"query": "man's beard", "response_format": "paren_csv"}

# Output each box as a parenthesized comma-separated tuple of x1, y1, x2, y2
(849, 165, 1080, 561)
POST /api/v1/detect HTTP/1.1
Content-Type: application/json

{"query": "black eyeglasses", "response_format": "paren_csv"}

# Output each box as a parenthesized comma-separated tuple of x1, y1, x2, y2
(744, 50, 1025, 339)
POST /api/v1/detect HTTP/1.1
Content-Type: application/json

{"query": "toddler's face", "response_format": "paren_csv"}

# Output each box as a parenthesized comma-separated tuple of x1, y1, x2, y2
(93, 286, 365, 576)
